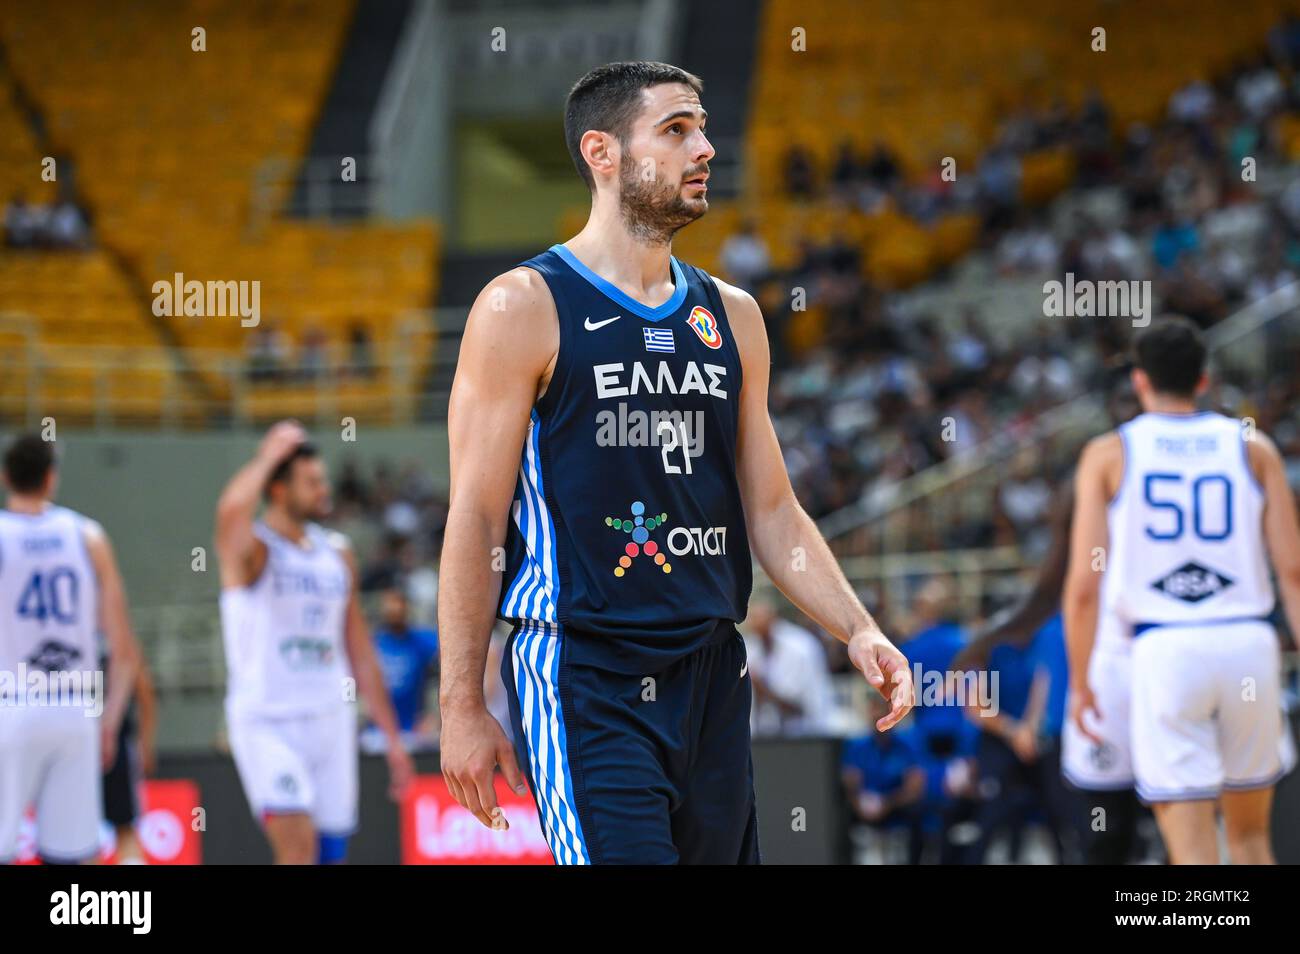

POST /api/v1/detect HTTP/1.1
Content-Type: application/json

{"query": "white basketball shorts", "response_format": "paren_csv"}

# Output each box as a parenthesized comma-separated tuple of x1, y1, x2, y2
(226, 703, 358, 836)
(1131, 620, 1287, 803)
(0, 704, 103, 862)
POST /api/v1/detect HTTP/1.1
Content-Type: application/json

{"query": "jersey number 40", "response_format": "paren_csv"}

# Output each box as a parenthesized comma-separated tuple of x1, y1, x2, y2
(15, 567, 80, 625)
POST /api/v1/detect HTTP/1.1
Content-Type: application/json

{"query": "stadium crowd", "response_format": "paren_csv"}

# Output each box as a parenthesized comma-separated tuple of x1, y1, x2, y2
(722, 41, 1300, 530)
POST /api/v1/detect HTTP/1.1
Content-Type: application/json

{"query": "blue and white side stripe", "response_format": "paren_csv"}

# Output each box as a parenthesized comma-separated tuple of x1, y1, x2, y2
(511, 621, 590, 864)
(502, 410, 559, 622)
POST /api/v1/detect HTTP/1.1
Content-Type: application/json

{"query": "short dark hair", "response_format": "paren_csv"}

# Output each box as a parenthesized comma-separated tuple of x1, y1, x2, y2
(264, 442, 319, 500)
(3, 433, 56, 494)
(564, 61, 703, 191)
(1133, 316, 1207, 398)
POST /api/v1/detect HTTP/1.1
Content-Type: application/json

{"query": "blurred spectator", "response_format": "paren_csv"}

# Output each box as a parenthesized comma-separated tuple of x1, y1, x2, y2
(246, 323, 291, 383)
(744, 599, 834, 737)
(1235, 57, 1283, 121)
(961, 614, 1076, 864)
(864, 139, 902, 191)
(719, 219, 771, 291)
(3, 194, 39, 247)
(831, 139, 864, 192)
(899, 579, 967, 742)
(1246, 240, 1298, 303)
(1168, 76, 1216, 124)
(3, 193, 91, 249)
(348, 322, 375, 379)
(783, 144, 816, 198)
(842, 693, 929, 863)
(361, 587, 439, 753)
(1269, 14, 1300, 68)
(993, 448, 1053, 553)
(1152, 213, 1200, 271)
(298, 326, 329, 381)
(47, 198, 90, 248)
(995, 212, 1059, 274)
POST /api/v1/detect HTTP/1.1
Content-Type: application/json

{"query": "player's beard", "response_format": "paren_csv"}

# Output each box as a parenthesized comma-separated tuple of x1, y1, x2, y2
(288, 496, 330, 523)
(618, 152, 707, 247)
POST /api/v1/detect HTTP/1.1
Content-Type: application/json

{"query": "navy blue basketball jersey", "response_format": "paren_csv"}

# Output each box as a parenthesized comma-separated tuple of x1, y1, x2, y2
(497, 243, 752, 672)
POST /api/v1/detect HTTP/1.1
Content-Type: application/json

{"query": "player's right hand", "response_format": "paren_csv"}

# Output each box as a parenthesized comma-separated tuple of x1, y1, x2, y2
(439, 704, 528, 831)
(386, 744, 416, 801)
(258, 420, 307, 464)
(1069, 683, 1104, 746)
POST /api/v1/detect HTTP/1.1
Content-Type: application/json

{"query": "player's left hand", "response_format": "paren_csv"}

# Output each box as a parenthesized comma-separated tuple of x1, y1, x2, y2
(386, 744, 416, 801)
(1069, 683, 1104, 746)
(848, 629, 914, 732)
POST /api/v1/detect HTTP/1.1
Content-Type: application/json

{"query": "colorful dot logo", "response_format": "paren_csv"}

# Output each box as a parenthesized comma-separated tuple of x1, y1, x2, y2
(604, 500, 671, 577)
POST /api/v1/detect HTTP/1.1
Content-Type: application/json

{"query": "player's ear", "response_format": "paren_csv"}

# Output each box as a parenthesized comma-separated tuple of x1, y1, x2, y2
(581, 130, 618, 187)
(1194, 371, 1209, 397)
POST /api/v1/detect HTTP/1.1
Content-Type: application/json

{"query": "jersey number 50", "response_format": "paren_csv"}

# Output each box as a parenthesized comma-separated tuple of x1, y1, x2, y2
(1142, 472, 1232, 542)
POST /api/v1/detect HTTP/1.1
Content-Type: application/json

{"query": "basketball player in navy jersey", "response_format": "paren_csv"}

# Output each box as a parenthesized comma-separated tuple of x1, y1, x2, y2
(439, 62, 914, 864)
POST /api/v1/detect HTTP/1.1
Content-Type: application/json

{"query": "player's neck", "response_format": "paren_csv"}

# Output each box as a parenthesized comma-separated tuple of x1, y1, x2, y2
(566, 205, 675, 300)
(1143, 395, 1199, 416)
(263, 508, 307, 543)
(4, 494, 49, 515)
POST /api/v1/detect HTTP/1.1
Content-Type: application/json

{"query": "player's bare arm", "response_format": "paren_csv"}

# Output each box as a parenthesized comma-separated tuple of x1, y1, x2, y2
(134, 659, 159, 775)
(955, 483, 1075, 670)
(84, 519, 143, 768)
(719, 278, 914, 731)
(1063, 431, 1121, 744)
(337, 541, 414, 800)
(1248, 432, 1300, 644)
(438, 267, 557, 828)
(214, 420, 307, 588)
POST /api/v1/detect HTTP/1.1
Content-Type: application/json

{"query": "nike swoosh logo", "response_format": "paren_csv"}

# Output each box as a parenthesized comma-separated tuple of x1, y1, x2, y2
(740, 663, 748, 679)
(584, 315, 621, 331)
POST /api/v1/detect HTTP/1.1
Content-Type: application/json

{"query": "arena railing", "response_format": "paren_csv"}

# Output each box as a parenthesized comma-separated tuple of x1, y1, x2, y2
(0, 309, 465, 429)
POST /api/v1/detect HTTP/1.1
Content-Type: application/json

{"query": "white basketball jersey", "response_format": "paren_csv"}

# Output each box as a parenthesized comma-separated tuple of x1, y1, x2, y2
(1105, 411, 1273, 629)
(0, 506, 100, 692)
(220, 522, 353, 716)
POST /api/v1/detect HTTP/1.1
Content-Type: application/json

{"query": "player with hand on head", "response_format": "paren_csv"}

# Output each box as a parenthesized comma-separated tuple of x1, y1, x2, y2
(216, 420, 414, 865)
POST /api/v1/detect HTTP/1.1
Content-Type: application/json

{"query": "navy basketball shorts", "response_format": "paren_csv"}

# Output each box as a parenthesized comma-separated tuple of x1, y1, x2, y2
(501, 620, 761, 865)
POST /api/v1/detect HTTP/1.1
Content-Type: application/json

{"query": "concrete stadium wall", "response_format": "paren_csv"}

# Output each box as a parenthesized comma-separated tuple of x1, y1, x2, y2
(44, 425, 449, 608)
